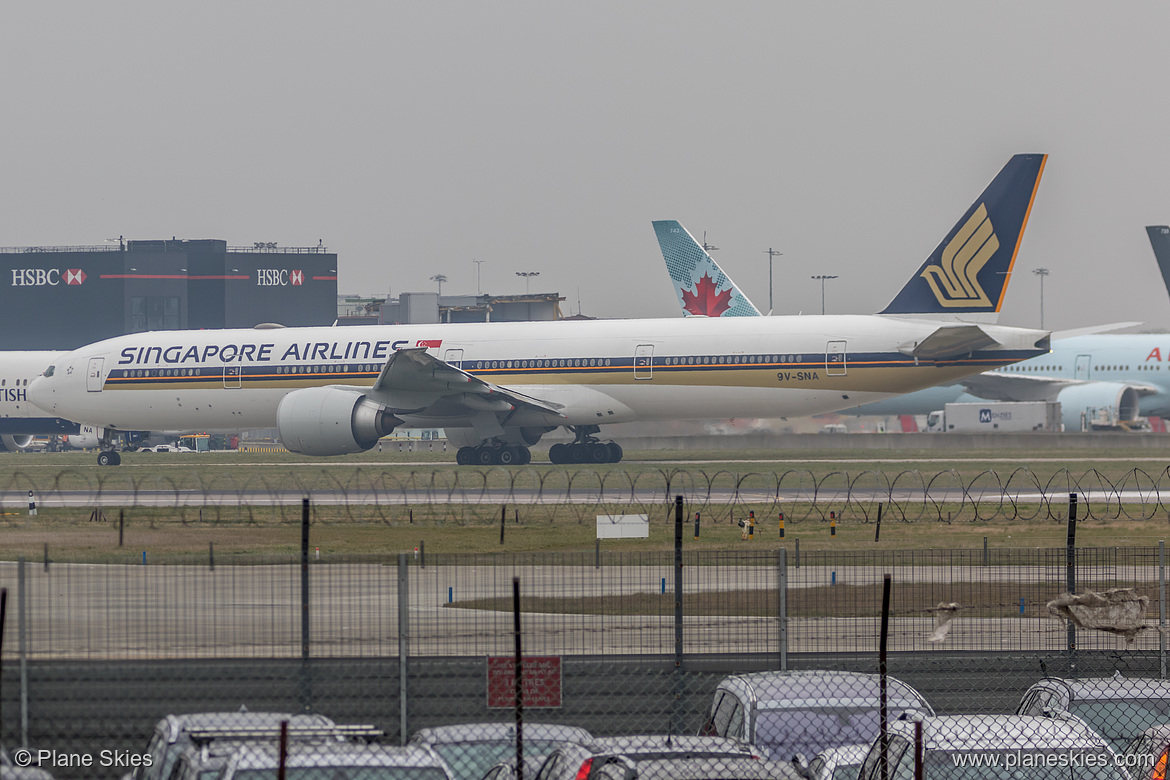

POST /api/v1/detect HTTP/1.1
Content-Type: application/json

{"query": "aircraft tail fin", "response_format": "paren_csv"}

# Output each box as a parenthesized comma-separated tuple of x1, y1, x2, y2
(1145, 226, 1170, 302)
(880, 154, 1047, 322)
(652, 220, 762, 317)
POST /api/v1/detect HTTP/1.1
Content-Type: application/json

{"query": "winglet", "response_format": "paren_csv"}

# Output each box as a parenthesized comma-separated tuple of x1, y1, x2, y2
(881, 154, 1047, 322)
(652, 220, 762, 317)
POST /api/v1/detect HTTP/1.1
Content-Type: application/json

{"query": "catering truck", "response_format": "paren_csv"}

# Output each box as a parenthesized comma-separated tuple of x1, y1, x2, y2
(925, 402, 1061, 433)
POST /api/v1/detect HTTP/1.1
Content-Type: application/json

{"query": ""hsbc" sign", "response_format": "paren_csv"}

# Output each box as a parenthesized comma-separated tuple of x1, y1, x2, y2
(11, 269, 86, 286)
(256, 269, 304, 286)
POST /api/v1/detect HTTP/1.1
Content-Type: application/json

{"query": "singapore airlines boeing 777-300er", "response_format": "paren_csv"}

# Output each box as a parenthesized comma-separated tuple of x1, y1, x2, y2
(29, 154, 1051, 466)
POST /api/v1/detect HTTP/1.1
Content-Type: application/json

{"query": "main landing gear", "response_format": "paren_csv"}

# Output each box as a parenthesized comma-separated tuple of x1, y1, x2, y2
(455, 442, 533, 466)
(548, 425, 623, 464)
(96, 429, 122, 466)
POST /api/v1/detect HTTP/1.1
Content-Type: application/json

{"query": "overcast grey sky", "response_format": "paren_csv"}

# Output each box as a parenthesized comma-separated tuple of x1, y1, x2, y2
(4, 2, 1169, 331)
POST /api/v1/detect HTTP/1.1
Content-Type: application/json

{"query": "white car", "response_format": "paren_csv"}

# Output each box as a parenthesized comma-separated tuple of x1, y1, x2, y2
(140, 444, 194, 453)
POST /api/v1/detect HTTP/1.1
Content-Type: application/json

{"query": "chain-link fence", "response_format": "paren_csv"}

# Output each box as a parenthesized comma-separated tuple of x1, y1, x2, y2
(3, 522, 1170, 778)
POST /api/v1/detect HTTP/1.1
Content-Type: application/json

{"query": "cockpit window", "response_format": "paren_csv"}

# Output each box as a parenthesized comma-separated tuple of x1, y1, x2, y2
(43, 365, 55, 377)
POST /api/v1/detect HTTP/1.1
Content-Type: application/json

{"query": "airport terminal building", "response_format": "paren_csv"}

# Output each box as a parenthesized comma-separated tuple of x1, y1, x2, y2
(0, 239, 337, 349)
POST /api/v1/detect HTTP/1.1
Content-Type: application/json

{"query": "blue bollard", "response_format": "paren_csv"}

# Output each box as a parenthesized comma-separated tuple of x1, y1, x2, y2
(1019, 597, 1025, 615)
(142, 551, 147, 566)
(831, 571, 836, 586)
(661, 577, 666, 594)
(448, 586, 453, 603)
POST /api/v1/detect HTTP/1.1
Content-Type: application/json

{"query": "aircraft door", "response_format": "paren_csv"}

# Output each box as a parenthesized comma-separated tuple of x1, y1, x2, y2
(634, 345, 654, 380)
(1074, 355, 1090, 380)
(444, 348, 464, 369)
(825, 341, 847, 376)
(86, 357, 105, 393)
(223, 365, 242, 388)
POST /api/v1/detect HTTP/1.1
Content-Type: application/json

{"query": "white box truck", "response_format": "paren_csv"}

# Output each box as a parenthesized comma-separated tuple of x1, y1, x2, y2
(925, 401, 1061, 433)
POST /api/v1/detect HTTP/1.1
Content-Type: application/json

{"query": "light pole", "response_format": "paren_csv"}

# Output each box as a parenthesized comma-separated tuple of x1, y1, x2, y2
(429, 274, 447, 296)
(1032, 267, 1049, 329)
(515, 271, 539, 294)
(764, 248, 782, 314)
(474, 260, 484, 294)
(810, 274, 838, 315)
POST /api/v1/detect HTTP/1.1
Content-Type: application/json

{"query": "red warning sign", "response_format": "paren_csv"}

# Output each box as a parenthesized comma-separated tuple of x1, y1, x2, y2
(486, 656, 562, 708)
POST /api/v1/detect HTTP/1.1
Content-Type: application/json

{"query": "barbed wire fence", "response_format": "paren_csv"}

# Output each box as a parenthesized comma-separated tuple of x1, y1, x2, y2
(2, 465, 1170, 524)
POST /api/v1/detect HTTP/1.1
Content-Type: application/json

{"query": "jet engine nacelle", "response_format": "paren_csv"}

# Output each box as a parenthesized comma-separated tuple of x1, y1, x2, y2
(276, 387, 401, 456)
(1056, 382, 1140, 430)
(0, 435, 33, 452)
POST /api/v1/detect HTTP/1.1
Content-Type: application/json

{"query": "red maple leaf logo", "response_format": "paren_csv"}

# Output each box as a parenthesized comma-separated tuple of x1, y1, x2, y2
(681, 273, 733, 316)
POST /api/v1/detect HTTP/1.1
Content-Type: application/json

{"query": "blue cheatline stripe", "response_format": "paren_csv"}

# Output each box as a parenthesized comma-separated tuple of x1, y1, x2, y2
(104, 348, 1044, 388)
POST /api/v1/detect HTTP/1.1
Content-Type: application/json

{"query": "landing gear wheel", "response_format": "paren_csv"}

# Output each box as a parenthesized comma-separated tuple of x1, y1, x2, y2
(476, 446, 498, 466)
(498, 446, 520, 466)
(587, 443, 609, 463)
(606, 442, 623, 463)
(568, 443, 587, 464)
(548, 443, 567, 465)
(456, 446, 476, 466)
(517, 446, 531, 465)
(97, 450, 121, 466)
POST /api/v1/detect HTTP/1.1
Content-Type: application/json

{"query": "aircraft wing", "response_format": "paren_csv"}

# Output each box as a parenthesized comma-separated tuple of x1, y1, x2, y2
(367, 347, 566, 418)
(959, 371, 1161, 402)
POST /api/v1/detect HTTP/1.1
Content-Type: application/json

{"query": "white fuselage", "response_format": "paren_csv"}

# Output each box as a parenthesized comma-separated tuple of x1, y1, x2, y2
(27, 316, 1048, 434)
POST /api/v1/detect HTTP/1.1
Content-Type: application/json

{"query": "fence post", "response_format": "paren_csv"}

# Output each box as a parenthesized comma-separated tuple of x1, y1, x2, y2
(18, 556, 28, 748)
(398, 553, 410, 744)
(672, 495, 684, 735)
(1066, 493, 1077, 670)
(300, 497, 312, 712)
(778, 548, 788, 671)
(1160, 540, 1166, 680)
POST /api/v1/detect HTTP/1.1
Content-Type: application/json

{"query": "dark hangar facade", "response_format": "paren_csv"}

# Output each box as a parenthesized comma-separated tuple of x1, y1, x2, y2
(0, 239, 337, 349)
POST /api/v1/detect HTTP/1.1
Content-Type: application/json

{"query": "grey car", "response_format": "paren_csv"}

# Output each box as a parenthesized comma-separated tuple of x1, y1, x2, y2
(699, 670, 934, 762)
(590, 755, 801, 779)
(132, 710, 339, 780)
(409, 723, 592, 780)
(804, 744, 869, 780)
(216, 741, 452, 780)
(857, 714, 1128, 779)
(1, 747, 54, 780)
(1017, 673, 1170, 753)
(1116, 723, 1170, 780)
(533, 735, 764, 780)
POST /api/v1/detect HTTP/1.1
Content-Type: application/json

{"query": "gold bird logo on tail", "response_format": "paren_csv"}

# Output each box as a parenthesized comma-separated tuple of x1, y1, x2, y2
(920, 203, 999, 308)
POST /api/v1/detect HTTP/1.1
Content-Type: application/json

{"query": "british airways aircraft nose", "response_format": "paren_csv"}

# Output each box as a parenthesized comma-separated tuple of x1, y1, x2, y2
(27, 372, 54, 412)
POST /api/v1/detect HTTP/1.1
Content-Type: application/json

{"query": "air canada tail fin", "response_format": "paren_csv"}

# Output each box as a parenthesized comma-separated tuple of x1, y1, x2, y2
(652, 220, 762, 317)
(1145, 226, 1170, 302)
(880, 154, 1047, 323)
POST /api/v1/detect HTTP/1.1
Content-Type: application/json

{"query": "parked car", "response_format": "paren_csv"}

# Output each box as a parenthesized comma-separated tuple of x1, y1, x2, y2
(857, 714, 1128, 780)
(164, 724, 383, 780)
(130, 710, 338, 780)
(1119, 723, 1170, 780)
(589, 754, 800, 779)
(139, 444, 194, 453)
(409, 723, 592, 780)
(1, 746, 54, 780)
(217, 741, 451, 780)
(803, 743, 869, 780)
(478, 755, 546, 780)
(1017, 673, 1170, 752)
(533, 735, 764, 780)
(699, 670, 934, 762)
